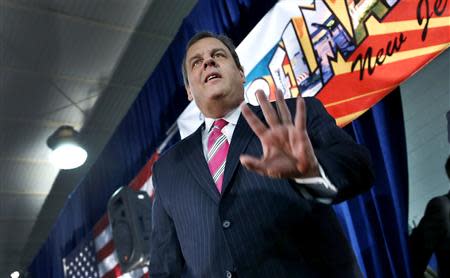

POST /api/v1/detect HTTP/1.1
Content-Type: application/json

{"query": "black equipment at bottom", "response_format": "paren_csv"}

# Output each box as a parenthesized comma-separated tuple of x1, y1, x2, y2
(107, 186, 152, 273)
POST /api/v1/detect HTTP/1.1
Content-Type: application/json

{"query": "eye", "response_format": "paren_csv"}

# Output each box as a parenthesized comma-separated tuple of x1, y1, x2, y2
(213, 52, 225, 58)
(192, 59, 202, 68)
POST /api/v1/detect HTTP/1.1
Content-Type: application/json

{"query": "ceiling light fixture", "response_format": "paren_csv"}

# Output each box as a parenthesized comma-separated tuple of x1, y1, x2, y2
(47, 125, 87, 170)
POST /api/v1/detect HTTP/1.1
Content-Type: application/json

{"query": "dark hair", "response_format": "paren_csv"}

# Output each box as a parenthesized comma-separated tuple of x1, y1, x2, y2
(446, 156, 450, 180)
(181, 31, 243, 87)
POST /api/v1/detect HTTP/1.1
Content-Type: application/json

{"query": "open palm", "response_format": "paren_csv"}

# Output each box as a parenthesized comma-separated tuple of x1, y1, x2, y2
(240, 90, 320, 179)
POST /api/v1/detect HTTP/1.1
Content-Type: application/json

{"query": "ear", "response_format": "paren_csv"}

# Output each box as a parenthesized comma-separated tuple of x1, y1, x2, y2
(239, 69, 245, 84)
(186, 85, 194, 101)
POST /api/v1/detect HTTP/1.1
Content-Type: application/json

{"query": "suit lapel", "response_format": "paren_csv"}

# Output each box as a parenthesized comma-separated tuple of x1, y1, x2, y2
(221, 105, 261, 195)
(183, 126, 221, 203)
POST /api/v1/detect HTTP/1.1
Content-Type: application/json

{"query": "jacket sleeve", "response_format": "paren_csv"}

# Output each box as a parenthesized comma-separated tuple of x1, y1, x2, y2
(300, 97, 374, 203)
(149, 166, 184, 277)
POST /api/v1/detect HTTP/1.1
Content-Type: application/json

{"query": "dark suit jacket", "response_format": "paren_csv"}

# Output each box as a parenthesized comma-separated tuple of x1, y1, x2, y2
(410, 191, 450, 278)
(150, 97, 374, 278)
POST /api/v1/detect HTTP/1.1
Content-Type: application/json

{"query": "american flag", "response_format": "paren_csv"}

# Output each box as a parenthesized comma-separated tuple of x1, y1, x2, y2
(62, 152, 159, 278)
(62, 236, 99, 278)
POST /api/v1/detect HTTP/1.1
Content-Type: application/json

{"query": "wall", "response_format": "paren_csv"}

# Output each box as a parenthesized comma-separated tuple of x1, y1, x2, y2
(401, 48, 450, 227)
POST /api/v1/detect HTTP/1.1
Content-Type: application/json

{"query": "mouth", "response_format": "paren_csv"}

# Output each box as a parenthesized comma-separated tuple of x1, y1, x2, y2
(204, 72, 222, 83)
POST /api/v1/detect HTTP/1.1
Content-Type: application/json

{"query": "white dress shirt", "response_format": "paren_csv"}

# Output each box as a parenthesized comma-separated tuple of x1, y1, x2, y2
(201, 105, 338, 203)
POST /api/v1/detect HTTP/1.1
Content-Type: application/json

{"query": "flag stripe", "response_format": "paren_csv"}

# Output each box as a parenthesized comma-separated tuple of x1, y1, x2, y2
(93, 214, 109, 237)
(130, 152, 159, 191)
(102, 264, 122, 278)
(96, 240, 115, 262)
(94, 223, 113, 252)
(98, 252, 120, 277)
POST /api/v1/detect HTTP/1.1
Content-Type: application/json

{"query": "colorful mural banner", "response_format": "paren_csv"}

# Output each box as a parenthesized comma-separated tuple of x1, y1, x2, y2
(178, 0, 450, 137)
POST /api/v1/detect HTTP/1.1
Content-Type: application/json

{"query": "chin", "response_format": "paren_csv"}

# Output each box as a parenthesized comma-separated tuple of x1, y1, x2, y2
(208, 90, 227, 101)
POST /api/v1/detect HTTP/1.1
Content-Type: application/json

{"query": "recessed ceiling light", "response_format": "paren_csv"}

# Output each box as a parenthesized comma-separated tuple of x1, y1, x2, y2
(47, 125, 88, 170)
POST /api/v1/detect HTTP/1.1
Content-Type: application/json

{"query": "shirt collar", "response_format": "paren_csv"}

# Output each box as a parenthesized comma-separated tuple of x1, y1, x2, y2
(204, 104, 242, 133)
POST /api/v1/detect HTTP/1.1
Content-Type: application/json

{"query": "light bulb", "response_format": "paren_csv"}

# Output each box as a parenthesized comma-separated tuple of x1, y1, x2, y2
(50, 143, 88, 169)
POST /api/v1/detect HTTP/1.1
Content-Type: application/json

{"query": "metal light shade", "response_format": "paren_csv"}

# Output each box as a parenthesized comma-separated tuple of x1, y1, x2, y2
(47, 125, 87, 169)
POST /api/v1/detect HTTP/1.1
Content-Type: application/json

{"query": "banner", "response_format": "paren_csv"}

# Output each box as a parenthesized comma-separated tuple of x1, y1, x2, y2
(178, 0, 450, 136)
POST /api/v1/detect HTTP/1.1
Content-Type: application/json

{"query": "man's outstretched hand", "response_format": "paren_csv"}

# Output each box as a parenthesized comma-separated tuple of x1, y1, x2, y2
(240, 90, 320, 179)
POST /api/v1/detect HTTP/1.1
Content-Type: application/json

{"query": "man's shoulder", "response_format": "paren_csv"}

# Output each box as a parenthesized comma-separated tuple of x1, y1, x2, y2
(429, 194, 450, 205)
(246, 96, 323, 112)
(425, 194, 450, 216)
(284, 96, 324, 110)
(154, 129, 199, 170)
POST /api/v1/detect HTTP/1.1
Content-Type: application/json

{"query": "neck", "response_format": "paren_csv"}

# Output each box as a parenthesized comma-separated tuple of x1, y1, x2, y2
(203, 102, 240, 119)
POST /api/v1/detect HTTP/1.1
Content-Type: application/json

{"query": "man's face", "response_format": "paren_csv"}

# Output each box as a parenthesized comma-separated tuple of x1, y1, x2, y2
(185, 37, 245, 118)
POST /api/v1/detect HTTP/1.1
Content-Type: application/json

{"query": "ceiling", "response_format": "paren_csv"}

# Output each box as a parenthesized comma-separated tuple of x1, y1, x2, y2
(0, 0, 196, 276)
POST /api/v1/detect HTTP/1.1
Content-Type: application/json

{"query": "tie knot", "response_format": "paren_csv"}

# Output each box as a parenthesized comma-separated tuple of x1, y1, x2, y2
(213, 119, 228, 130)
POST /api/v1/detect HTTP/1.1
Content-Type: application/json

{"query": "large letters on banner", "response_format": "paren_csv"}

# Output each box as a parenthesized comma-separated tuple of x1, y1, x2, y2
(240, 0, 449, 127)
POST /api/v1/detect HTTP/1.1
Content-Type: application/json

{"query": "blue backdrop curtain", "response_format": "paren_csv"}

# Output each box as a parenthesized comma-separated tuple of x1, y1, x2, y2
(28, 1, 411, 277)
(337, 87, 411, 278)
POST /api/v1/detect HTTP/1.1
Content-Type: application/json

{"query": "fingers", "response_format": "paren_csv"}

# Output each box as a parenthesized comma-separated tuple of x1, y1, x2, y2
(275, 89, 292, 124)
(256, 90, 279, 127)
(240, 154, 267, 176)
(241, 102, 267, 137)
(295, 95, 306, 132)
(256, 89, 292, 126)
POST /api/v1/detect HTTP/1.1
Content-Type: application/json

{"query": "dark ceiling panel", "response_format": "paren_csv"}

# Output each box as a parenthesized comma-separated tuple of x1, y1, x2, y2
(0, 0, 198, 276)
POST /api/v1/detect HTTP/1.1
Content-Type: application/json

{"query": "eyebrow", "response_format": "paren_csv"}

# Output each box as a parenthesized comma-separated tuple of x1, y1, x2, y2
(210, 48, 226, 55)
(187, 47, 227, 66)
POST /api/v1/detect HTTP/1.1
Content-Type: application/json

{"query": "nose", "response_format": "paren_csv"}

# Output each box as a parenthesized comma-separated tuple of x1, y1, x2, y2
(203, 58, 216, 70)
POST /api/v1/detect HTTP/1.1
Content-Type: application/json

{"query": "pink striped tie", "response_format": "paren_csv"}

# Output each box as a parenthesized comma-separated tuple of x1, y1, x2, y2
(207, 119, 229, 193)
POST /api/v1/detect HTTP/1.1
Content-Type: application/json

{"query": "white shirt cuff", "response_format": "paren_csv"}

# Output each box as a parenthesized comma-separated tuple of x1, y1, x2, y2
(293, 165, 337, 204)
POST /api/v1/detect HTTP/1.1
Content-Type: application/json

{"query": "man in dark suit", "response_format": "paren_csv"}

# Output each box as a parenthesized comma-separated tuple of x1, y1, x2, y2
(410, 157, 450, 278)
(149, 31, 374, 277)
